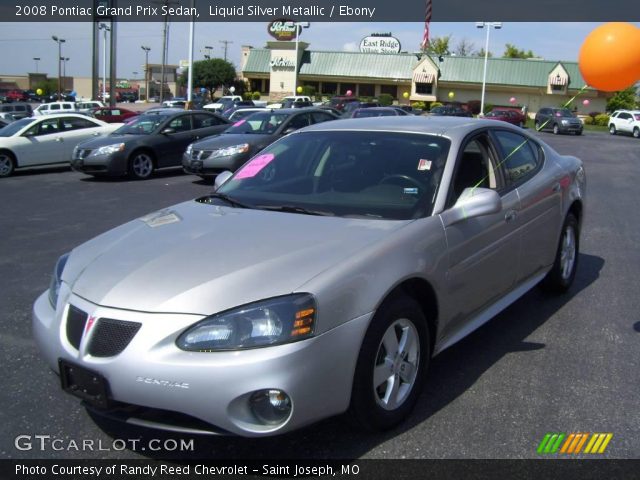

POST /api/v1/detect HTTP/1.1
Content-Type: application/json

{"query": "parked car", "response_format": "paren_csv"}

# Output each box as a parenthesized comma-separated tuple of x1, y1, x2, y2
(162, 97, 187, 108)
(204, 95, 243, 113)
(350, 107, 407, 118)
(33, 102, 77, 116)
(429, 105, 473, 117)
(47, 92, 76, 102)
(608, 110, 640, 138)
(484, 109, 527, 128)
(120, 91, 138, 103)
(343, 101, 381, 117)
(270, 96, 313, 109)
(91, 106, 139, 123)
(71, 110, 230, 179)
(226, 107, 266, 123)
(221, 101, 256, 118)
(0, 103, 33, 121)
(534, 107, 583, 135)
(328, 95, 360, 112)
(6, 90, 28, 102)
(76, 101, 105, 114)
(33, 116, 585, 436)
(0, 118, 10, 129)
(0, 114, 120, 177)
(183, 108, 339, 179)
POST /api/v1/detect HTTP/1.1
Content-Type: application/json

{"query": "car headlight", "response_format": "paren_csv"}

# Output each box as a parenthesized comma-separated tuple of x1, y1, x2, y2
(48, 253, 70, 308)
(176, 294, 316, 351)
(185, 143, 193, 156)
(561, 119, 570, 126)
(211, 143, 250, 159)
(91, 143, 125, 156)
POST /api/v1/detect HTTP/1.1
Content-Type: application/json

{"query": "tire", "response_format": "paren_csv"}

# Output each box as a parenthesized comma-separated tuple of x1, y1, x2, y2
(540, 213, 579, 293)
(348, 294, 429, 431)
(552, 124, 559, 135)
(576, 130, 583, 136)
(0, 151, 16, 178)
(633, 127, 639, 139)
(128, 150, 155, 180)
(534, 120, 541, 131)
(609, 124, 616, 135)
(518, 121, 524, 128)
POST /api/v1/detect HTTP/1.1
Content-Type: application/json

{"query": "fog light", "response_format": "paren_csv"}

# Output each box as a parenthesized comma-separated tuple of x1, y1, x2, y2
(249, 389, 292, 425)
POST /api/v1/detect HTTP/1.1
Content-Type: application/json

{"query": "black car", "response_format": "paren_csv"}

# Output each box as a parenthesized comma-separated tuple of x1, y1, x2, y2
(350, 107, 408, 118)
(221, 101, 256, 118)
(342, 101, 380, 117)
(183, 108, 339, 179)
(71, 110, 230, 179)
(429, 105, 473, 117)
(534, 107, 583, 135)
(0, 103, 33, 121)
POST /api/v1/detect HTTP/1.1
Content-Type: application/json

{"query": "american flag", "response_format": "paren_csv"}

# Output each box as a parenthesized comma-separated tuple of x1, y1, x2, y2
(421, 0, 432, 50)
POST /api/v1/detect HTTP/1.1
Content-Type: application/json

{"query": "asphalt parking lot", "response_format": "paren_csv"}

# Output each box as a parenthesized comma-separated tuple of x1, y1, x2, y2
(0, 128, 638, 460)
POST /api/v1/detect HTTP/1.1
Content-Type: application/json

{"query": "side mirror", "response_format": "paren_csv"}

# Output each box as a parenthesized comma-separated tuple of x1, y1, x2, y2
(283, 127, 297, 135)
(441, 188, 502, 227)
(214, 170, 233, 190)
(161, 127, 175, 135)
(22, 131, 35, 138)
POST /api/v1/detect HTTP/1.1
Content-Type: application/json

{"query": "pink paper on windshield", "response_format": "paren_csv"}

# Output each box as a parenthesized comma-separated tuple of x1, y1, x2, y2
(233, 119, 246, 127)
(235, 153, 275, 179)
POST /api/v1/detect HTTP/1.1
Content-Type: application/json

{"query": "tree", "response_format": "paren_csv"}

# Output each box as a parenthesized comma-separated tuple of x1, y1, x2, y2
(33, 79, 58, 96)
(606, 87, 637, 112)
(476, 48, 493, 58)
(503, 43, 536, 59)
(421, 35, 452, 56)
(454, 38, 476, 56)
(180, 58, 236, 99)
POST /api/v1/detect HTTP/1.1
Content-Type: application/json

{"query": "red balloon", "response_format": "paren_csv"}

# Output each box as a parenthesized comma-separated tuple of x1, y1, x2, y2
(509, 97, 517, 104)
(579, 23, 640, 92)
(582, 99, 590, 106)
(346, 90, 353, 96)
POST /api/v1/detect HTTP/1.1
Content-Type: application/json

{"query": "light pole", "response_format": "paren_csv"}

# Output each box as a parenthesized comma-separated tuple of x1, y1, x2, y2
(98, 23, 111, 101)
(33, 57, 40, 73)
(294, 22, 310, 95)
(203, 45, 213, 60)
(141, 46, 151, 102)
(51, 36, 66, 101)
(60, 57, 69, 92)
(476, 22, 502, 116)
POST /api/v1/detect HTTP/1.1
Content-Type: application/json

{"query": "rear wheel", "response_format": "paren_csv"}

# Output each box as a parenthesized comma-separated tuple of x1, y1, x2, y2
(128, 151, 155, 180)
(552, 124, 560, 135)
(633, 127, 639, 139)
(534, 120, 541, 130)
(349, 294, 429, 431)
(540, 213, 579, 293)
(609, 124, 617, 135)
(0, 151, 16, 178)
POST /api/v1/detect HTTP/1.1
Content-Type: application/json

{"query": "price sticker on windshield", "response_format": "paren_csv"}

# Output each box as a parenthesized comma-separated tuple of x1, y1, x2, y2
(417, 159, 432, 171)
(235, 153, 275, 179)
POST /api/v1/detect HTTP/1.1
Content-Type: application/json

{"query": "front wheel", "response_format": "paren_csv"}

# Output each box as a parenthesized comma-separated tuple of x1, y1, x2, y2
(552, 124, 560, 135)
(633, 127, 639, 139)
(609, 124, 616, 135)
(0, 151, 16, 178)
(128, 151, 155, 180)
(540, 213, 579, 293)
(349, 294, 429, 431)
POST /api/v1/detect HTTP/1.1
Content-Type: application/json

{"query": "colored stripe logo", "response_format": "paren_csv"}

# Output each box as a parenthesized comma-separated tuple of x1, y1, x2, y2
(537, 433, 613, 454)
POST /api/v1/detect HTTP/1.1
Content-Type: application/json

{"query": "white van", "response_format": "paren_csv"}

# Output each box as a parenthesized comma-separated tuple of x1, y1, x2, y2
(75, 101, 105, 113)
(33, 102, 77, 116)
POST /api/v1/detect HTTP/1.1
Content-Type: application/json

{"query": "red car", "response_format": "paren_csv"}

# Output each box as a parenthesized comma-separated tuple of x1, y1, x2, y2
(91, 106, 139, 123)
(6, 90, 28, 102)
(484, 108, 527, 128)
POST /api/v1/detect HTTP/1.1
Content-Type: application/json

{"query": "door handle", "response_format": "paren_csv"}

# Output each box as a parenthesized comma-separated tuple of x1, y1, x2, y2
(504, 210, 518, 222)
(55, 137, 64, 142)
(552, 182, 561, 193)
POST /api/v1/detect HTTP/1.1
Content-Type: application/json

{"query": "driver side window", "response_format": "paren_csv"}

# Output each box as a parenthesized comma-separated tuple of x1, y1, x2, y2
(448, 136, 500, 206)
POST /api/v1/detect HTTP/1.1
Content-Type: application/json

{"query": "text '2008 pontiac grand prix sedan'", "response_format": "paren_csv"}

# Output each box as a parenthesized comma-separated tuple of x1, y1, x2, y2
(33, 116, 585, 437)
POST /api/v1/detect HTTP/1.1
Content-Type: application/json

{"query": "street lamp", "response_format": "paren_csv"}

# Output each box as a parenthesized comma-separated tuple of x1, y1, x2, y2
(60, 57, 70, 92)
(98, 23, 111, 101)
(476, 22, 502, 116)
(33, 57, 40, 73)
(51, 35, 66, 101)
(203, 45, 213, 59)
(294, 22, 310, 95)
(141, 46, 151, 102)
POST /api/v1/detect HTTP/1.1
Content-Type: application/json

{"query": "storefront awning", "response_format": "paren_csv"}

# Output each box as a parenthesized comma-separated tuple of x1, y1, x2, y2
(550, 75, 567, 86)
(413, 72, 435, 84)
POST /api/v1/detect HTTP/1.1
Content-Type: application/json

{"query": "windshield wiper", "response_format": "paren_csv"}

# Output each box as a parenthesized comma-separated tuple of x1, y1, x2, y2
(203, 193, 252, 209)
(256, 205, 334, 216)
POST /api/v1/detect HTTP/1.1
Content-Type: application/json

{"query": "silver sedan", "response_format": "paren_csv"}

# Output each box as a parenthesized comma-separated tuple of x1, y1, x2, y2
(33, 116, 585, 436)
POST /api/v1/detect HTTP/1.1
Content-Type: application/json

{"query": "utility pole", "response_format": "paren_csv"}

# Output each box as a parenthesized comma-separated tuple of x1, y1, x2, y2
(203, 45, 213, 60)
(51, 36, 65, 101)
(98, 23, 111, 101)
(109, 18, 117, 107)
(141, 46, 151, 102)
(219, 40, 233, 62)
(33, 57, 40, 73)
(155, 0, 178, 104)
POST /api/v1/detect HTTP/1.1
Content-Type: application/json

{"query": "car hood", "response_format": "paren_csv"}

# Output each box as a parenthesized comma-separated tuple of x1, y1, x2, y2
(63, 200, 409, 315)
(77, 131, 144, 149)
(191, 133, 275, 150)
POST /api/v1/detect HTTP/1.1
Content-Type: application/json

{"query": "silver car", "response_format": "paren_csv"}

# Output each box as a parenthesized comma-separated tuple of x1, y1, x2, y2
(33, 117, 585, 437)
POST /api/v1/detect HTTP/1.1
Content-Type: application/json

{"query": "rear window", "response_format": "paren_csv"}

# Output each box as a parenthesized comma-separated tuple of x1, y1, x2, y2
(634, 114, 640, 121)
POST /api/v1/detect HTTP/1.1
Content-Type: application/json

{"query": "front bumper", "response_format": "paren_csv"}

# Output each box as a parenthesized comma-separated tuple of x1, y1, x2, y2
(182, 152, 248, 176)
(557, 122, 583, 134)
(71, 151, 128, 176)
(33, 289, 371, 437)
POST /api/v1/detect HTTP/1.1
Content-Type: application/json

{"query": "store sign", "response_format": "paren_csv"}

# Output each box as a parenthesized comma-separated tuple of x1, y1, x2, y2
(359, 35, 402, 54)
(270, 57, 296, 69)
(268, 19, 298, 41)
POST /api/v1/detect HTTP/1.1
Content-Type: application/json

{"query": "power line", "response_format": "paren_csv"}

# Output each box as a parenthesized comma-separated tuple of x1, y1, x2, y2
(219, 39, 233, 62)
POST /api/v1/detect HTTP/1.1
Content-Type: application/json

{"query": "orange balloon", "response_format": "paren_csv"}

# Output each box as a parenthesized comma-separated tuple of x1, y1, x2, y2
(579, 23, 640, 92)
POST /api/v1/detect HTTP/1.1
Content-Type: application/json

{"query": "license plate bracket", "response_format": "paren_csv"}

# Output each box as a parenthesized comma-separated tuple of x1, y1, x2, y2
(59, 359, 111, 409)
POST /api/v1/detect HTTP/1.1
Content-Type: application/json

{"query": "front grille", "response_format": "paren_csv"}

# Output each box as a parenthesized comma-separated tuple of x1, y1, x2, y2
(66, 305, 88, 350)
(74, 149, 92, 160)
(191, 150, 212, 160)
(87, 318, 141, 357)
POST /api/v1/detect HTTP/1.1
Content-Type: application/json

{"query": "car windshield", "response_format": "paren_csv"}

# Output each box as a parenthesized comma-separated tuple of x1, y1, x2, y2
(209, 131, 450, 220)
(0, 118, 34, 137)
(225, 112, 288, 135)
(114, 114, 169, 134)
(554, 109, 574, 117)
(353, 109, 396, 118)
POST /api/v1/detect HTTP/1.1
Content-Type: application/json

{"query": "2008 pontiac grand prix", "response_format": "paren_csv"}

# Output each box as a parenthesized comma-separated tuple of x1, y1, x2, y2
(33, 116, 585, 436)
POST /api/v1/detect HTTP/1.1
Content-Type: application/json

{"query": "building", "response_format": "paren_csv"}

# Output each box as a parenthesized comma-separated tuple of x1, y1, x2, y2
(241, 41, 610, 114)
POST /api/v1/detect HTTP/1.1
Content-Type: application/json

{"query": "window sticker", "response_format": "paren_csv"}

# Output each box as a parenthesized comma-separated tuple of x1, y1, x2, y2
(417, 159, 432, 171)
(233, 119, 246, 127)
(235, 153, 275, 179)
(403, 187, 419, 195)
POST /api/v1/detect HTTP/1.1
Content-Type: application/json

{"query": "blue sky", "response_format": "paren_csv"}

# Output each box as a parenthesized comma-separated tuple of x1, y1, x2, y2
(0, 22, 637, 78)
